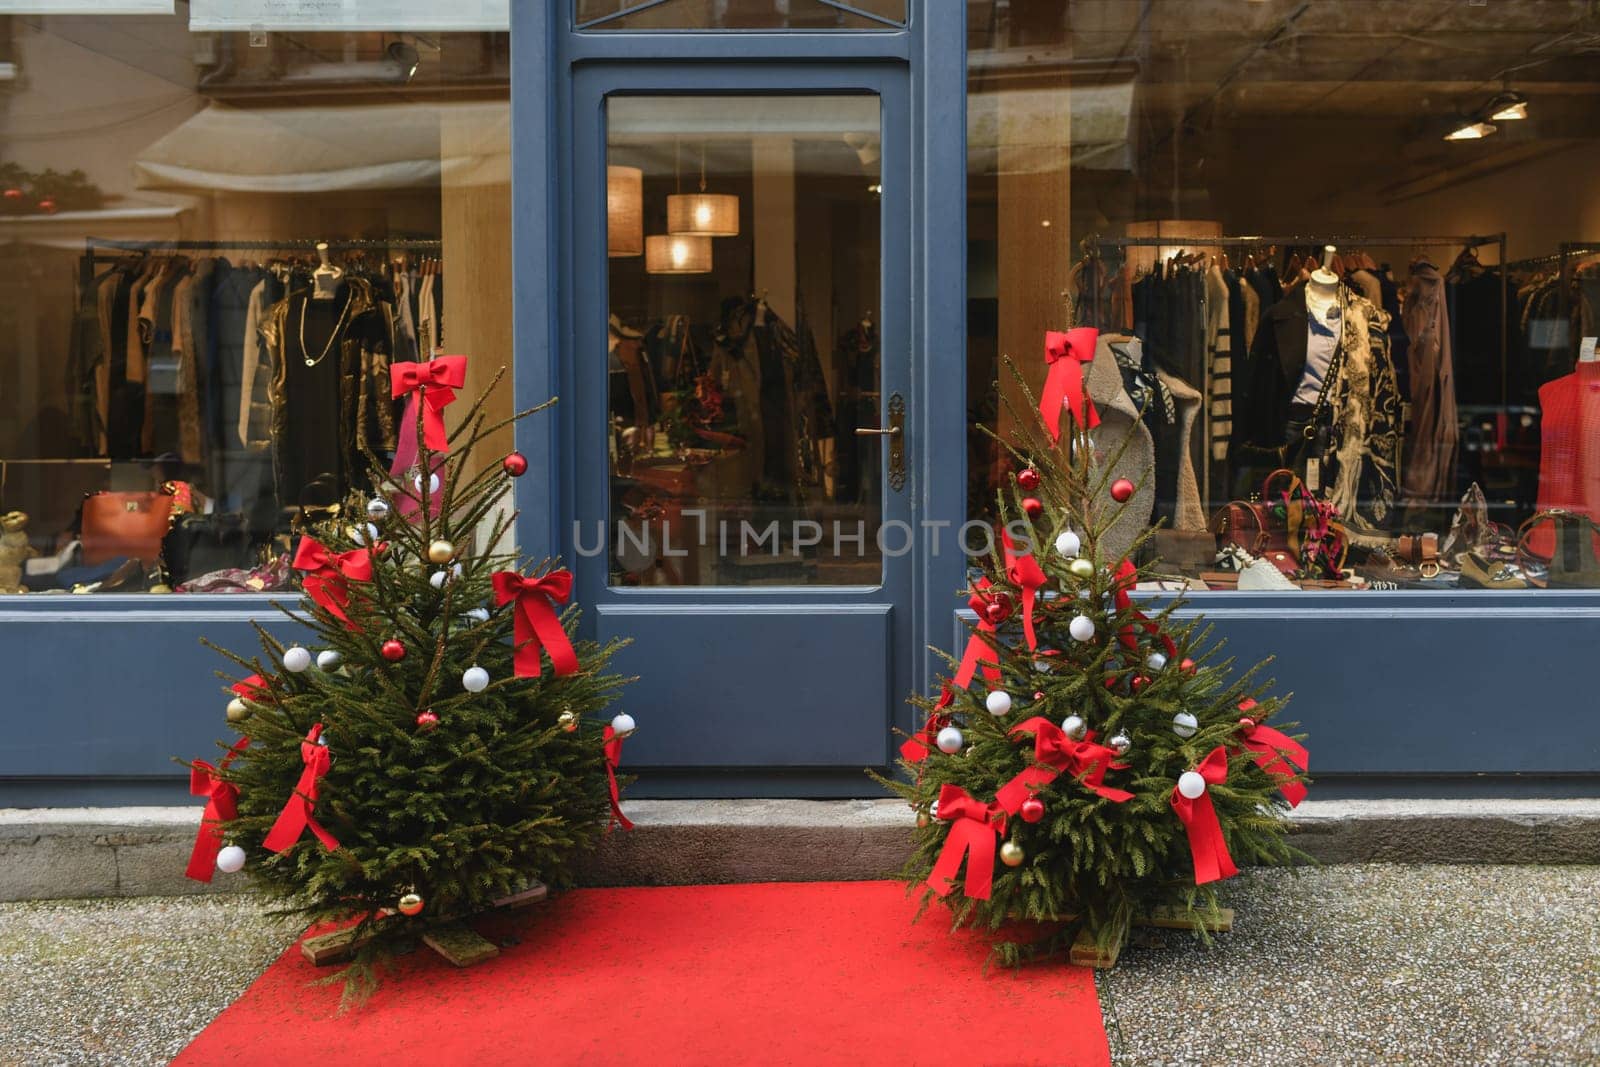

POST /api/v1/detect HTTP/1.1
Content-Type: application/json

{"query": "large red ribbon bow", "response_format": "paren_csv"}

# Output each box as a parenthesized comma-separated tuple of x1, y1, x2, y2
(291, 537, 373, 627)
(1235, 698, 1309, 807)
(492, 569, 580, 679)
(995, 716, 1133, 812)
(262, 724, 341, 854)
(1040, 328, 1101, 442)
(1001, 530, 1046, 652)
(902, 580, 1006, 763)
(927, 784, 1009, 901)
(602, 725, 634, 832)
(1111, 558, 1178, 660)
(1170, 746, 1238, 885)
(231, 674, 269, 701)
(390, 354, 468, 454)
(185, 737, 251, 882)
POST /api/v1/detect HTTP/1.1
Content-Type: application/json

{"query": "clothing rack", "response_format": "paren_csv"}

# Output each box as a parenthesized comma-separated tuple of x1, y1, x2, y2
(1090, 232, 1509, 506)
(83, 237, 443, 253)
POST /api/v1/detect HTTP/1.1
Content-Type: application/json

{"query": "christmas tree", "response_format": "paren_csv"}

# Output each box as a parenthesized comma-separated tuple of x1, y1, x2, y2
(875, 329, 1310, 965)
(183, 359, 635, 999)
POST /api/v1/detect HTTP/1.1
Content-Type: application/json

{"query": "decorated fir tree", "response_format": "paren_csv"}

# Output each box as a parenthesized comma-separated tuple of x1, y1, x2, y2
(183, 358, 635, 996)
(876, 329, 1310, 965)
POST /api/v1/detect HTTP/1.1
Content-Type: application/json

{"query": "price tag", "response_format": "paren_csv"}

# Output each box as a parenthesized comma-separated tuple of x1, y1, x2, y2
(1305, 458, 1321, 493)
(1581, 337, 1598, 364)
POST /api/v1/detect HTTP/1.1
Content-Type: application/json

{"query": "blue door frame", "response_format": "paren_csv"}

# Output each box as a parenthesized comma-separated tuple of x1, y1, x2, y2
(2, 6, 1597, 806)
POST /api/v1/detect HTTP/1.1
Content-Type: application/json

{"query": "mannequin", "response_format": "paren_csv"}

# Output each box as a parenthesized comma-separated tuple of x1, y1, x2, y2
(311, 241, 343, 301)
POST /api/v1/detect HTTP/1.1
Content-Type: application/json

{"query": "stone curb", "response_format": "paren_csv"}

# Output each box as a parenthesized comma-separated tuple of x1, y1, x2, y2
(3, 798, 1598, 902)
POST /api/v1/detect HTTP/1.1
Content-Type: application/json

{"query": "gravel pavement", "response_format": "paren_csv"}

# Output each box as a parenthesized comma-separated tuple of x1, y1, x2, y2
(3, 866, 1598, 1066)
(1100, 864, 1600, 1066)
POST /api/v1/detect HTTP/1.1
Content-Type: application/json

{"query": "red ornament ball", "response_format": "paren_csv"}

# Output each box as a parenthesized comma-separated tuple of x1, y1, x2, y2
(984, 591, 1014, 624)
(36, 198, 56, 214)
(1016, 467, 1041, 491)
(1180, 657, 1197, 676)
(1021, 497, 1044, 519)
(1238, 716, 1258, 731)
(1033, 691, 1045, 701)
(416, 710, 439, 730)
(1132, 674, 1150, 692)
(502, 451, 529, 477)
(2, 188, 21, 200)
(1019, 797, 1046, 824)
(381, 638, 407, 662)
(1110, 478, 1135, 503)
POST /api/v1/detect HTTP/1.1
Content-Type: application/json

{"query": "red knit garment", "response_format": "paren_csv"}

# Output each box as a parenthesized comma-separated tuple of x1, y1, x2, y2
(1531, 360, 1600, 558)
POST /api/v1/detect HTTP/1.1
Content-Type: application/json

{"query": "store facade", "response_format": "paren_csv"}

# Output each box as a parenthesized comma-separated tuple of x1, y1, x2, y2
(3, 1, 1600, 806)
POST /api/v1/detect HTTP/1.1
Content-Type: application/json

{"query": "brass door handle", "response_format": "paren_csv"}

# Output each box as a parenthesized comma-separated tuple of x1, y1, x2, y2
(854, 426, 901, 436)
(858, 392, 906, 492)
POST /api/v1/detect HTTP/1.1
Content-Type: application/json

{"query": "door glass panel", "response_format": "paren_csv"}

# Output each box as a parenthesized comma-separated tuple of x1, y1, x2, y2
(579, 0, 906, 30)
(605, 94, 883, 587)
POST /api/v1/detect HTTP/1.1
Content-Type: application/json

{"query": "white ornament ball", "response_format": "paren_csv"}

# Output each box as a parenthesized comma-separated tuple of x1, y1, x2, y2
(985, 690, 1013, 717)
(316, 649, 341, 671)
(929, 799, 940, 819)
(611, 712, 637, 737)
(1177, 770, 1207, 800)
(935, 726, 964, 754)
(1054, 530, 1081, 557)
(452, 563, 464, 578)
(465, 607, 491, 623)
(282, 646, 311, 673)
(215, 846, 246, 874)
(1068, 614, 1096, 642)
(430, 570, 448, 590)
(414, 471, 442, 495)
(1146, 652, 1168, 672)
(351, 522, 380, 545)
(1061, 714, 1087, 740)
(1172, 711, 1199, 738)
(1033, 656, 1054, 673)
(462, 665, 490, 693)
(366, 497, 391, 521)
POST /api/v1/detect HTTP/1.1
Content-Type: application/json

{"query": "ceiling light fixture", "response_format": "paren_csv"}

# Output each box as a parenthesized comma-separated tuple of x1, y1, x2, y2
(1487, 92, 1529, 121)
(666, 142, 739, 238)
(1444, 120, 1497, 142)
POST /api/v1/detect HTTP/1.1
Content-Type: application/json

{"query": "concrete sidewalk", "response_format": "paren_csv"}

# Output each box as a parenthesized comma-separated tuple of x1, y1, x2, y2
(3, 798, 1599, 902)
(2, 865, 1596, 1066)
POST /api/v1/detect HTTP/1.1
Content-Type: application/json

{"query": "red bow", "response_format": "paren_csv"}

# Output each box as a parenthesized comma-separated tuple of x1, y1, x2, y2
(903, 580, 1005, 763)
(185, 737, 250, 882)
(927, 784, 1008, 901)
(1170, 746, 1238, 885)
(231, 674, 269, 701)
(602, 725, 634, 832)
(390, 354, 467, 453)
(1111, 559, 1178, 660)
(1236, 699, 1309, 807)
(492, 569, 580, 678)
(995, 716, 1133, 812)
(291, 537, 373, 628)
(262, 724, 341, 854)
(1040, 328, 1101, 442)
(1002, 530, 1046, 652)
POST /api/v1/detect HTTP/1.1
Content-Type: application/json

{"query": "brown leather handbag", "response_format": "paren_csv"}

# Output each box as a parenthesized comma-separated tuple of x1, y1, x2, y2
(81, 491, 174, 565)
(1210, 468, 1348, 579)
(1517, 509, 1600, 588)
(1209, 469, 1298, 575)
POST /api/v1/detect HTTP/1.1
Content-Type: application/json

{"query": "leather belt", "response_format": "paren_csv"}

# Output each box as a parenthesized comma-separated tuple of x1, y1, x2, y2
(1397, 532, 1441, 578)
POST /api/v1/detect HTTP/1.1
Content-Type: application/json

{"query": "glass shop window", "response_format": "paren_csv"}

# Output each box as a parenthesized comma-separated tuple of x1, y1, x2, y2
(967, 0, 1600, 594)
(0, 9, 511, 596)
(577, 0, 907, 31)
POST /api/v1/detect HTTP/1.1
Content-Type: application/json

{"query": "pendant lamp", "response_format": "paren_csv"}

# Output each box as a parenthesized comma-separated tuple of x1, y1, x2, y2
(607, 165, 643, 257)
(644, 233, 713, 275)
(666, 143, 740, 237)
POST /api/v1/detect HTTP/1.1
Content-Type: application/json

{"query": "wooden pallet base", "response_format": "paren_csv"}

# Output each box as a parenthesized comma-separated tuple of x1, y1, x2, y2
(1067, 907, 1235, 969)
(300, 880, 550, 968)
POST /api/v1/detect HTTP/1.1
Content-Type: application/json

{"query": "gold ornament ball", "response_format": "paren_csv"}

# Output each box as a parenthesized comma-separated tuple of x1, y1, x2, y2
(916, 811, 931, 828)
(397, 892, 425, 917)
(427, 539, 455, 564)
(226, 697, 249, 723)
(558, 709, 579, 732)
(999, 841, 1025, 867)
(1069, 557, 1096, 580)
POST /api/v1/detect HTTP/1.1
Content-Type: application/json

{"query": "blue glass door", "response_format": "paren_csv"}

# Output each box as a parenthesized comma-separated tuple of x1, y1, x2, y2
(570, 65, 914, 793)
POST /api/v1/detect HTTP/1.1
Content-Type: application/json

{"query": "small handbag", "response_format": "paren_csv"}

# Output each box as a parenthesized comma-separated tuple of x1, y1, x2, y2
(1517, 510, 1600, 588)
(80, 491, 174, 565)
(1209, 468, 1348, 579)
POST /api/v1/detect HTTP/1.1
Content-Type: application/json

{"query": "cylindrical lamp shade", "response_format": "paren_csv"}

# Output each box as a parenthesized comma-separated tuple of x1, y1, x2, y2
(644, 233, 713, 275)
(666, 193, 740, 237)
(607, 166, 643, 257)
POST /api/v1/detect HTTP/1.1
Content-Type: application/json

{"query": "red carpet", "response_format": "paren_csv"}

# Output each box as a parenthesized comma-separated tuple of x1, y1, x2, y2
(175, 881, 1109, 1067)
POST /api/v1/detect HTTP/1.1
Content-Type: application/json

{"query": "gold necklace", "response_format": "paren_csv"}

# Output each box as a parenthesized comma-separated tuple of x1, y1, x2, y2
(298, 289, 352, 368)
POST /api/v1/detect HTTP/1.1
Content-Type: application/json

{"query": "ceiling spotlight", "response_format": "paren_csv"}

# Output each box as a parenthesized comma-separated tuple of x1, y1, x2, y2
(1444, 120, 1496, 142)
(1488, 93, 1528, 121)
(386, 41, 420, 82)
